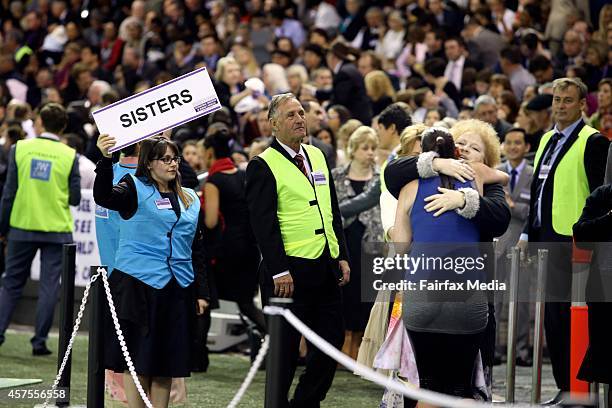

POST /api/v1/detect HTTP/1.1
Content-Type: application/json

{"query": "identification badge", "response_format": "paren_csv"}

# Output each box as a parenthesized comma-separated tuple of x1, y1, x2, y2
(95, 205, 109, 219)
(155, 198, 172, 209)
(519, 190, 531, 200)
(312, 171, 327, 185)
(30, 159, 52, 181)
(538, 165, 551, 180)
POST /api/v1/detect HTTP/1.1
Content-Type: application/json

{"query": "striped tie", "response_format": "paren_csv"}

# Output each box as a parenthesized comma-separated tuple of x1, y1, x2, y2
(294, 154, 308, 178)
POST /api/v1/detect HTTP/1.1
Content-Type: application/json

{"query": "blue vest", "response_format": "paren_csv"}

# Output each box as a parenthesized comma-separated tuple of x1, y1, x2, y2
(95, 163, 137, 275)
(114, 175, 200, 289)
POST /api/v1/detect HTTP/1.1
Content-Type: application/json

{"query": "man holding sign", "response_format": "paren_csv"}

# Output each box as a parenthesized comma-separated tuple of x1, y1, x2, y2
(0, 103, 81, 356)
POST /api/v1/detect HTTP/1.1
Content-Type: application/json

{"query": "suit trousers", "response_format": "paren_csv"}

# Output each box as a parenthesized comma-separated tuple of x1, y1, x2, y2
(531, 230, 572, 391)
(262, 260, 345, 408)
(0, 240, 63, 348)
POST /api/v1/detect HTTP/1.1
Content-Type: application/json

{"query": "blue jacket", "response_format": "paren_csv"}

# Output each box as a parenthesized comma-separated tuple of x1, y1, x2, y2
(95, 162, 137, 274)
(114, 175, 200, 288)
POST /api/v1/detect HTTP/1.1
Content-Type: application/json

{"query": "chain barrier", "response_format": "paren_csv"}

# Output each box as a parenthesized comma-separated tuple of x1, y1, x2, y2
(42, 267, 153, 408)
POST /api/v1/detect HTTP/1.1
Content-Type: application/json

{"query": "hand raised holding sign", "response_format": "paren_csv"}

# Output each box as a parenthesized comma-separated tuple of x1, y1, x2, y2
(97, 134, 116, 158)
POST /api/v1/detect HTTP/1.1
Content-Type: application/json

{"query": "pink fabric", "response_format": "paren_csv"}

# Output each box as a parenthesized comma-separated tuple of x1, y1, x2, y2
(373, 295, 419, 387)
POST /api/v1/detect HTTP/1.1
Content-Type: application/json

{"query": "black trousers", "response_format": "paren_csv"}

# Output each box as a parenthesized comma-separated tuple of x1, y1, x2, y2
(261, 260, 345, 408)
(531, 229, 572, 391)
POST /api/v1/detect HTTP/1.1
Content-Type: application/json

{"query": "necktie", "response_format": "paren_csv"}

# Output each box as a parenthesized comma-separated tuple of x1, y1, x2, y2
(542, 133, 562, 166)
(510, 169, 517, 192)
(533, 133, 562, 227)
(294, 154, 308, 178)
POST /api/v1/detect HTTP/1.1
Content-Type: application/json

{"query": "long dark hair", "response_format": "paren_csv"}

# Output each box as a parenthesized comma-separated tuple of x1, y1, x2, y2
(203, 128, 234, 159)
(420, 127, 457, 190)
(135, 136, 194, 208)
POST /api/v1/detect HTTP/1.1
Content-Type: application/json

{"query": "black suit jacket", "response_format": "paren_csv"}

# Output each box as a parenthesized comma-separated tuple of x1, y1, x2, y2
(384, 156, 511, 241)
(527, 120, 610, 242)
(245, 139, 348, 289)
(330, 62, 373, 125)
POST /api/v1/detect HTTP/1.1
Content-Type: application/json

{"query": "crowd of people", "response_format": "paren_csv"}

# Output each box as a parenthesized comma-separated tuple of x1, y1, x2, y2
(0, 0, 612, 406)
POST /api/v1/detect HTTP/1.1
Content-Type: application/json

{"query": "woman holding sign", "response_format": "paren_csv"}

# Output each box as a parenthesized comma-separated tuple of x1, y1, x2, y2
(94, 134, 209, 408)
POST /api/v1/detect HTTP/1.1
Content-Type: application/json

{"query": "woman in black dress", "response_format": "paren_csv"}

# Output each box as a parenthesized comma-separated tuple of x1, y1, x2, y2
(94, 135, 208, 408)
(331, 125, 384, 359)
(201, 129, 265, 333)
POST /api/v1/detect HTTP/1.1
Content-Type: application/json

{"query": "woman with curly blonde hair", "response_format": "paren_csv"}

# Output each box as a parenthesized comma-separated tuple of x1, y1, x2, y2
(365, 70, 396, 116)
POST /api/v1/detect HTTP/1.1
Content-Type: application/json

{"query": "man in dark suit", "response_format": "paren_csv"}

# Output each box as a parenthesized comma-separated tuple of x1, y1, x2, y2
(518, 78, 609, 404)
(317, 42, 372, 125)
(494, 128, 534, 366)
(246, 94, 350, 407)
(444, 36, 481, 100)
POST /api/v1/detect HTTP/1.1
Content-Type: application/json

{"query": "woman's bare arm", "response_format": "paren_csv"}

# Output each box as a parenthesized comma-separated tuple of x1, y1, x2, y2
(391, 180, 418, 254)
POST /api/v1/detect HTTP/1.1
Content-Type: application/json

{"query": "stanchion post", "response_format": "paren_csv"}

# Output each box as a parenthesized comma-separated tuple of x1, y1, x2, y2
(56, 244, 76, 407)
(87, 266, 106, 408)
(531, 249, 548, 403)
(505, 246, 520, 403)
(265, 297, 293, 408)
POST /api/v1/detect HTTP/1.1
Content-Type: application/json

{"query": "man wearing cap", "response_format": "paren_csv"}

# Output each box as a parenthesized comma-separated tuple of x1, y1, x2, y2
(246, 94, 350, 407)
(525, 93, 553, 152)
(518, 78, 609, 404)
(317, 41, 372, 125)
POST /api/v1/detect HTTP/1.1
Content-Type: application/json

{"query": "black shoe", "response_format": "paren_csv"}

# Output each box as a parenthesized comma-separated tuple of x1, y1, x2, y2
(493, 352, 504, 366)
(516, 356, 533, 367)
(32, 345, 52, 356)
(542, 391, 565, 405)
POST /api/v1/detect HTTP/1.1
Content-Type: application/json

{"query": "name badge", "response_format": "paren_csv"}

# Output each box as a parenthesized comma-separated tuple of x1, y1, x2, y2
(538, 165, 551, 180)
(519, 191, 531, 200)
(95, 205, 109, 219)
(312, 171, 327, 185)
(155, 198, 172, 210)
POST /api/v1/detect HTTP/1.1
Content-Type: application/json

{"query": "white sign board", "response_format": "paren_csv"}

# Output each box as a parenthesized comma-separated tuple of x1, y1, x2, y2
(92, 66, 221, 153)
(31, 190, 100, 287)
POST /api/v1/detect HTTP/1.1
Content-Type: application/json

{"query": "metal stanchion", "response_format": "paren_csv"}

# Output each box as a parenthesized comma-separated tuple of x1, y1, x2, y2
(87, 266, 106, 408)
(505, 246, 520, 403)
(56, 244, 76, 407)
(265, 297, 293, 408)
(531, 248, 548, 404)
(590, 382, 599, 406)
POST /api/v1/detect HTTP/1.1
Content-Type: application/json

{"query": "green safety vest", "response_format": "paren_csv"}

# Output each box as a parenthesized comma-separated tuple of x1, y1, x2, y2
(533, 124, 598, 236)
(10, 138, 76, 232)
(259, 144, 340, 259)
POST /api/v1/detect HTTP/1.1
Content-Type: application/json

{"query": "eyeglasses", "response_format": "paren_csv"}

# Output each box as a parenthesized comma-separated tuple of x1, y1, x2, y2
(155, 156, 182, 165)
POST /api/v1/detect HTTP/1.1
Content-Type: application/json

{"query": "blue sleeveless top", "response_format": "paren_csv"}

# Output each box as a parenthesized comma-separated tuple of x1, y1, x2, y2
(411, 177, 480, 243)
(403, 177, 488, 334)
